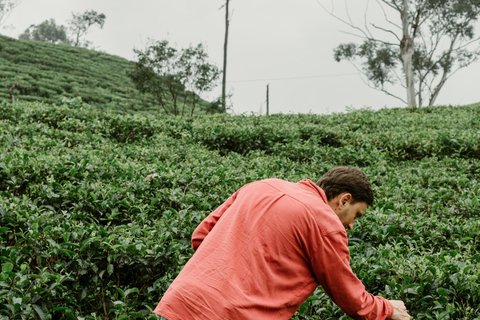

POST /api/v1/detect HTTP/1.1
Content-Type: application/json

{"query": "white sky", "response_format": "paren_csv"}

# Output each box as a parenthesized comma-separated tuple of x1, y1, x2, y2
(4, 0, 480, 115)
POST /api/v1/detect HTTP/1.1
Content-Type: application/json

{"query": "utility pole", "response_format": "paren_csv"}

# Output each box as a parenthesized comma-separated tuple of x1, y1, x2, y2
(222, 0, 231, 113)
(266, 84, 269, 115)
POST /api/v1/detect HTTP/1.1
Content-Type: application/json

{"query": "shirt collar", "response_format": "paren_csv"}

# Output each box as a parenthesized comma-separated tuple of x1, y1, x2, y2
(298, 179, 328, 204)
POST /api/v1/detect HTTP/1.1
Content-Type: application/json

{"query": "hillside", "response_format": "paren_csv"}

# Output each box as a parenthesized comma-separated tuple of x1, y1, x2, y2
(0, 35, 216, 115)
(1, 101, 479, 319)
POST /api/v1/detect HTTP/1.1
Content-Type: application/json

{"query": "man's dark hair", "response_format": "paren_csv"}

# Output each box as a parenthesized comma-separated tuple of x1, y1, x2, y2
(316, 166, 374, 206)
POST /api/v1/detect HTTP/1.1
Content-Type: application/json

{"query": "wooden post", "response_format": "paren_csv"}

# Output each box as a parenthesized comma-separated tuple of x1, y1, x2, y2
(9, 83, 18, 105)
(266, 84, 269, 115)
(222, 0, 230, 113)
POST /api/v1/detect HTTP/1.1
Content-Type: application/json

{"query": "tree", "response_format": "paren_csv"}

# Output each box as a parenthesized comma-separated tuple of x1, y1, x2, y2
(129, 40, 220, 116)
(324, 0, 480, 107)
(19, 19, 68, 44)
(68, 10, 106, 47)
(0, 0, 20, 29)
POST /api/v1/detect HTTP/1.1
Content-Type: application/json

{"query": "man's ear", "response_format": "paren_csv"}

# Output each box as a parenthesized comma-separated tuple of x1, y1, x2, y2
(340, 193, 352, 207)
(328, 192, 352, 212)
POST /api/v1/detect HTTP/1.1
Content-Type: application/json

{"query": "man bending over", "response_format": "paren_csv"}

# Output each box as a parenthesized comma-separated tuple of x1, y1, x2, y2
(154, 166, 410, 320)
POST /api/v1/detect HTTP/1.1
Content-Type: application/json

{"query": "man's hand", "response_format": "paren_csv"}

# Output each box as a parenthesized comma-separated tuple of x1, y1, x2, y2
(389, 300, 410, 320)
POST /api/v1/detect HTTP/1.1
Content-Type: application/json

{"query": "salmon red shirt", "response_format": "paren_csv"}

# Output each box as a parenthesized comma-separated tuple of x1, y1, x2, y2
(154, 179, 393, 320)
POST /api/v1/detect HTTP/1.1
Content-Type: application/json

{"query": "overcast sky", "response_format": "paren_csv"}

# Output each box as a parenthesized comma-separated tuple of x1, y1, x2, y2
(4, 0, 480, 114)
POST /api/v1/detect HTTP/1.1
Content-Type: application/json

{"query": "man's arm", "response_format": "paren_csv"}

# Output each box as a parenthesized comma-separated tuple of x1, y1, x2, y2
(191, 190, 239, 251)
(312, 231, 404, 320)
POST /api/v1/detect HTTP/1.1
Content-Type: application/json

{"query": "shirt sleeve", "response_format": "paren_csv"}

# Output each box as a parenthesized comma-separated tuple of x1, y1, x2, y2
(311, 231, 394, 320)
(191, 191, 239, 251)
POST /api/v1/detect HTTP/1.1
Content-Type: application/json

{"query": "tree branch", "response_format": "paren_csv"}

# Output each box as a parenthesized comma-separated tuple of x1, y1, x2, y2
(371, 23, 401, 42)
(315, 0, 372, 41)
(376, 0, 402, 31)
(348, 58, 407, 104)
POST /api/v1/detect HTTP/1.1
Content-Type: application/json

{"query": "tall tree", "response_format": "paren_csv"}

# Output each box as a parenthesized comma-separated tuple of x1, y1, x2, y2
(68, 10, 106, 47)
(399, 0, 416, 107)
(129, 40, 220, 116)
(324, 0, 480, 107)
(180, 44, 221, 115)
(221, 0, 232, 113)
(0, 0, 20, 29)
(19, 19, 68, 44)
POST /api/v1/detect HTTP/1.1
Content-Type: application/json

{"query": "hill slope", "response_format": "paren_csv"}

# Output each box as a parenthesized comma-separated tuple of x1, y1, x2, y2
(0, 35, 217, 114)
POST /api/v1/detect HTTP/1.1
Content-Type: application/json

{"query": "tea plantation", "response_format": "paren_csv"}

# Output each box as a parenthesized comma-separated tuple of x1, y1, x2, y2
(0, 35, 216, 116)
(0, 100, 479, 319)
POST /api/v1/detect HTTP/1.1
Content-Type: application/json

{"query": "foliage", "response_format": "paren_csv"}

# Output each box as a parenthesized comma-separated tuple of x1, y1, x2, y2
(17, 10, 105, 48)
(130, 40, 221, 116)
(0, 34, 217, 115)
(0, 100, 480, 319)
(68, 10, 106, 48)
(0, 0, 19, 28)
(18, 19, 68, 44)
(331, 0, 480, 107)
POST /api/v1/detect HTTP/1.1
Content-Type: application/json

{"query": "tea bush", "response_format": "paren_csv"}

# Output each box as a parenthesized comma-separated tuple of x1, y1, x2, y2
(1, 100, 479, 319)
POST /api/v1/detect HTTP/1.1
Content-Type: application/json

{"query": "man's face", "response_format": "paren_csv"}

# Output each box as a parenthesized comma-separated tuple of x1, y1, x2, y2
(328, 192, 368, 231)
(336, 201, 367, 231)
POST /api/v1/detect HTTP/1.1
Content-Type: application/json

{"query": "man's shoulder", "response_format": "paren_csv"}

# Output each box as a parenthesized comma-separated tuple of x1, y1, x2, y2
(243, 179, 345, 235)
(250, 178, 315, 190)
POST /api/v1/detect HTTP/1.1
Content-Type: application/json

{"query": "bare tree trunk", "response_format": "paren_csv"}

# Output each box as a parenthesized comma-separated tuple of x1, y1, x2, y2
(429, 73, 447, 107)
(9, 82, 17, 105)
(400, 0, 416, 107)
(429, 35, 458, 106)
(417, 76, 423, 108)
(222, 0, 230, 113)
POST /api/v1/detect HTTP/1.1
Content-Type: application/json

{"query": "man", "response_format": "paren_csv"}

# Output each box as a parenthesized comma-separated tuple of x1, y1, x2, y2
(154, 166, 411, 320)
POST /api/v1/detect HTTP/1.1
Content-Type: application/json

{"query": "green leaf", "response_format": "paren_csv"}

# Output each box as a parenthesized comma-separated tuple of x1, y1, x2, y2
(53, 307, 70, 311)
(128, 311, 146, 318)
(463, 265, 474, 274)
(2, 263, 13, 273)
(0, 162, 9, 174)
(472, 197, 479, 207)
(437, 288, 449, 296)
(449, 274, 458, 285)
(116, 288, 125, 299)
(150, 197, 157, 206)
(124, 287, 139, 298)
(438, 310, 450, 320)
(33, 304, 46, 320)
(107, 263, 114, 275)
(403, 287, 418, 295)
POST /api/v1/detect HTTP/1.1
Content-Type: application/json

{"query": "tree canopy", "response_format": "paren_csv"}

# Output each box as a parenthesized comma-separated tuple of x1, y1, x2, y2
(17, 9, 106, 48)
(129, 40, 220, 116)
(327, 0, 480, 107)
(19, 19, 68, 44)
(69, 10, 106, 47)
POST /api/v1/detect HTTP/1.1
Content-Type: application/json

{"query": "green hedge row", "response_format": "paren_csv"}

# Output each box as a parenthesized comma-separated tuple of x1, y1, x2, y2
(1, 100, 479, 319)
